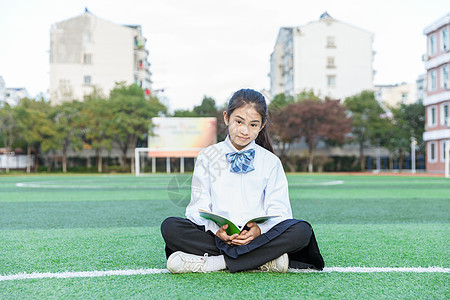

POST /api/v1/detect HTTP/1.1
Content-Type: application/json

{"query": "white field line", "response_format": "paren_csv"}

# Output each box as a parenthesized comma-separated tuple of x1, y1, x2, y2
(1, 267, 448, 281)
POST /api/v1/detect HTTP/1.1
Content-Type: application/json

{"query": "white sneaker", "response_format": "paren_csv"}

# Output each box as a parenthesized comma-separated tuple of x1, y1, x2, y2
(167, 251, 209, 273)
(256, 253, 289, 273)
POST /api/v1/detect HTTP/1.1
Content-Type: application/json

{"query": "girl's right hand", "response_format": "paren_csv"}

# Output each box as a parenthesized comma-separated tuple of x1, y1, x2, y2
(216, 224, 238, 245)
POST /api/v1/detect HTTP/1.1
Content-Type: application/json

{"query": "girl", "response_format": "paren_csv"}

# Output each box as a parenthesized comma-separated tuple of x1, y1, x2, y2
(161, 89, 324, 273)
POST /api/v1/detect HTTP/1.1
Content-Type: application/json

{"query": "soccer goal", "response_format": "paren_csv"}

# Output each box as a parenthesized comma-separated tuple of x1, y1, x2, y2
(134, 147, 203, 176)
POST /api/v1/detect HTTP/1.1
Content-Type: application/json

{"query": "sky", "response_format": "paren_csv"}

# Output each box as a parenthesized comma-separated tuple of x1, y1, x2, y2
(0, 0, 449, 111)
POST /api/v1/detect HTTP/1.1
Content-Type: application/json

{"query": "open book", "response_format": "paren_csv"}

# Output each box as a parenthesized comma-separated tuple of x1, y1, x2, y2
(198, 209, 280, 235)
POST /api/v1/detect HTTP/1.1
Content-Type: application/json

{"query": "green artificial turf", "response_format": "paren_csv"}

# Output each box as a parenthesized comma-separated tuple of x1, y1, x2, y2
(0, 173, 449, 299)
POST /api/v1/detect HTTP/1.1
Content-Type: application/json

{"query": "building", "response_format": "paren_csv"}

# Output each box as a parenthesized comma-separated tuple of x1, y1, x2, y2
(270, 12, 374, 101)
(0, 76, 5, 106)
(4, 88, 30, 107)
(416, 73, 427, 103)
(374, 82, 417, 108)
(0, 76, 30, 107)
(423, 12, 450, 174)
(49, 10, 152, 105)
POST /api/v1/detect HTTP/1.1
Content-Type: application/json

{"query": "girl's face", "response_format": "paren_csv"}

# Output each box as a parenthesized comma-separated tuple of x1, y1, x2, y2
(223, 104, 266, 151)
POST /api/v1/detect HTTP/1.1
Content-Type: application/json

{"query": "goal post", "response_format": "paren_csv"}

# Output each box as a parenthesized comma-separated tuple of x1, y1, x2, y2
(134, 147, 203, 176)
(445, 140, 450, 178)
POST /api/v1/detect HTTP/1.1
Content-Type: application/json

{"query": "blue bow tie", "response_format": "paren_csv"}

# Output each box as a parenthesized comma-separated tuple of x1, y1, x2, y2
(225, 148, 255, 174)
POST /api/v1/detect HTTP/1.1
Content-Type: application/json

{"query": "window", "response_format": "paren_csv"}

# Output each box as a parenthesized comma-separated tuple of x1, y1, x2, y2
(327, 57, 335, 68)
(442, 28, 448, 51)
(401, 92, 408, 102)
(83, 54, 92, 64)
(428, 141, 437, 162)
(428, 105, 437, 127)
(429, 34, 436, 55)
(326, 36, 336, 48)
(441, 103, 449, 126)
(83, 75, 91, 85)
(429, 70, 437, 91)
(442, 65, 449, 89)
(82, 32, 92, 43)
(441, 140, 449, 162)
(327, 75, 336, 87)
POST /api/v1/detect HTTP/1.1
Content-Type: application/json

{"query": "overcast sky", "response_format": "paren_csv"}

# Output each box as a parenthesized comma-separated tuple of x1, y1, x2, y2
(0, 0, 448, 110)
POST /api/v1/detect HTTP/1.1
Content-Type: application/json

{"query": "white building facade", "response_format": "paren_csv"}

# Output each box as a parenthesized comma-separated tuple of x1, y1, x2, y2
(422, 12, 450, 174)
(375, 82, 418, 108)
(270, 12, 374, 100)
(0, 76, 6, 107)
(49, 11, 152, 105)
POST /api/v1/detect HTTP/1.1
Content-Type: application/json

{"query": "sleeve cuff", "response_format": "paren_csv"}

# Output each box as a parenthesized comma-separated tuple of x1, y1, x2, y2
(257, 221, 273, 234)
(205, 220, 220, 235)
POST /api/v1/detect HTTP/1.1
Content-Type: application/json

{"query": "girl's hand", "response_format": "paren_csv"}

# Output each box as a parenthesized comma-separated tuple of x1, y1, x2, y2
(231, 222, 261, 246)
(216, 224, 238, 245)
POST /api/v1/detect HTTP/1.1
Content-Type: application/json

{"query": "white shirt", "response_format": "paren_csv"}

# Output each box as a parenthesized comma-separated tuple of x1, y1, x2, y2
(185, 136, 293, 234)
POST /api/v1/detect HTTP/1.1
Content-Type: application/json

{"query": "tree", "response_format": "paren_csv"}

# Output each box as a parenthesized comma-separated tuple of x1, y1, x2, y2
(269, 93, 297, 159)
(109, 82, 167, 173)
(15, 98, 58, 172)
(193, 96, 217, 117)
(385, 101, 425, 170)
(78, 91, 114, 173)
(284, 99, 352, 172)
(270, 106, 295, 158)
(344, 91, 387, 171)
(173, 109, 197, 117)
(268, 93, 294, 111)
(0, 104, 18, 173)
(49, 101, 83, 172)
(295, 89, 322, 102)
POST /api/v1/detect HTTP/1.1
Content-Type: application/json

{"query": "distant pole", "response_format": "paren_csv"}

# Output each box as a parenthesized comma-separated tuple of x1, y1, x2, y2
(377, 146, 381, 173)
(445, 140, 450, 178)
(166, 157, 171, 174)
(410, 137, 417, 174)
(135, 148, 140, 176)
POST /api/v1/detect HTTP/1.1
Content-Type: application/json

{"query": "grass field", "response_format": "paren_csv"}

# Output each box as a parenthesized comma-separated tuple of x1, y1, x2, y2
(0, 173, 448, 299)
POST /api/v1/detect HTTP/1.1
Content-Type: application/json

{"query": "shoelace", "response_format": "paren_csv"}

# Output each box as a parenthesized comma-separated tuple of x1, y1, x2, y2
(181, 253, 208, 273)
(258, 258, 277, 272)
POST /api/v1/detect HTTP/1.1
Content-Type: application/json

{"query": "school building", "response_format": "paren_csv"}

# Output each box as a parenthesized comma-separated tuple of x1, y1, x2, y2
(49, 9, 152, 105)
(269, 12, 374, 101)
(423, 12, 450, 173)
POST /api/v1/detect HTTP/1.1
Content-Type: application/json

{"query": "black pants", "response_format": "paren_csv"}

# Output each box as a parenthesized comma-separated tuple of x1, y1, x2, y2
(161, 217, 324, 273)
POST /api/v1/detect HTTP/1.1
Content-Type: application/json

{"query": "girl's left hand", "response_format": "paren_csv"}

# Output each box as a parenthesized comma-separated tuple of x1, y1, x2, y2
(231, 222, 261, 246)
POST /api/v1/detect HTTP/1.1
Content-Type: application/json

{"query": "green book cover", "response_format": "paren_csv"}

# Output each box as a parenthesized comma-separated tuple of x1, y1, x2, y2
(198, 209, 280, 236)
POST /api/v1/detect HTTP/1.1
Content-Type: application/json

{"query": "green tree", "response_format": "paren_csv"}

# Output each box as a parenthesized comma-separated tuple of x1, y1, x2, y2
(109, 82, 167, 173)
(385, 101, 425, 170)
(49, 101, 83, 172)
(78, 91, 114, 173)
(295, 89, 322, 102)
(15, 98, 58, 172)
(344, 91, 387, 171)
(173, 109, 197, 117)
(268, 93, 294, 111)
(193, 96, 217, 117)
(0, 104, 18, 173)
